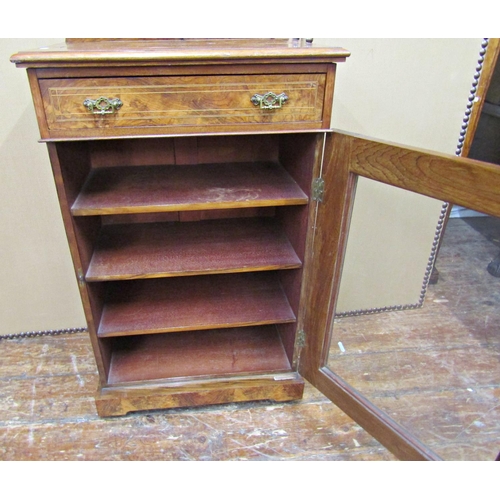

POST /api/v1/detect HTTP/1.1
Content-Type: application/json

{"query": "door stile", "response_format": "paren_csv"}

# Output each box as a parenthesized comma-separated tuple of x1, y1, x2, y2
(299, 132, 354, 377)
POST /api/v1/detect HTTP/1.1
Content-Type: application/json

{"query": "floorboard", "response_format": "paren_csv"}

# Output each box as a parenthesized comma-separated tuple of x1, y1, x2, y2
(2, 217, 499, 460)
(0, 333, 392, 460)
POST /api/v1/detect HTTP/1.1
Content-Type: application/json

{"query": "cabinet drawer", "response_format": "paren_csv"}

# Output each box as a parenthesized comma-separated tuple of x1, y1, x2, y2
(38, 73, 327, 138)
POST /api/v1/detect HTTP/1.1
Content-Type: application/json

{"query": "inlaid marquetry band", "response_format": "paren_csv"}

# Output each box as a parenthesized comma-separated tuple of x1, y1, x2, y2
(336, 38, 490, 318)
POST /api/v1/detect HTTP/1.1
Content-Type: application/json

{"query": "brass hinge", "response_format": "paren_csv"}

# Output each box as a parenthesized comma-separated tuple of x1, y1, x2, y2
(311, 177, 325, 202)
(77, 270, 85, 288)
(296, 329, 306, 349)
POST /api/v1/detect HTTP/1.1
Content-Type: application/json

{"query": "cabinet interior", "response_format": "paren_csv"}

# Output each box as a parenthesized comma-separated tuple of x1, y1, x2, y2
(54, 133, 320, 387)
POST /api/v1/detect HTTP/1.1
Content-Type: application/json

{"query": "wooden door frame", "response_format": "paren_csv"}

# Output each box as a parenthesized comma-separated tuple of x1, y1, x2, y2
(461, 38, 500, 158)
(300, 131, 500, 460)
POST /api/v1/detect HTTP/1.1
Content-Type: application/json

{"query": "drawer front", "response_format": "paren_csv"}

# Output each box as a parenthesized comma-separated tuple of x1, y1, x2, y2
(38, 74, 327, 138)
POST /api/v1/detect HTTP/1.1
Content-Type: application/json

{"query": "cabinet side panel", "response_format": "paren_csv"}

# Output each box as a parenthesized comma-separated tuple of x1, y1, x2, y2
(46, 143, 109, 383)
(27, 69, 50, 139)
(322, 64, 337, 129)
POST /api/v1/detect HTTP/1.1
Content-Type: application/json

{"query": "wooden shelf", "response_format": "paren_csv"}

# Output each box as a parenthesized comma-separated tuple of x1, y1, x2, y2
(97, 272, 296, 338)
(86, 217, 301, 281)
(107, 325, 292, 385)
(72, 162, 308, 216)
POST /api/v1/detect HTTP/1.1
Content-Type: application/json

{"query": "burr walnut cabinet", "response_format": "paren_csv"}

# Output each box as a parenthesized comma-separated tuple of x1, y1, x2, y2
(12, 39, 500, 460)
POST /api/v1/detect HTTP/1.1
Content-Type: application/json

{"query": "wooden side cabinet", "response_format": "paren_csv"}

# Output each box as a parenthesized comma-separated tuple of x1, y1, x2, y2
(12, 39, 500, 460)
(11, 38, 350, 417)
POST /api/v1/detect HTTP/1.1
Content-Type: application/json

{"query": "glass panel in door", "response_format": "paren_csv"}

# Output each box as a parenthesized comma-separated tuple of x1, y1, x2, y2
(300, 131, 500, 460)
(327, 177, 500, 460)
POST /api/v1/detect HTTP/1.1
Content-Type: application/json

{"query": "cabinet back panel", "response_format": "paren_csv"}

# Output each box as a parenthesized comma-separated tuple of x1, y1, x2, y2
(106, 326, 292, 385)
(89, 135, 279, 168)
(90, 137, 176, 167)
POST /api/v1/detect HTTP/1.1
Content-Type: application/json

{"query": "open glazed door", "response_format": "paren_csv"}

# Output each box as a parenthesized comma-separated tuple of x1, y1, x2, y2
(299, 131, 500, 460)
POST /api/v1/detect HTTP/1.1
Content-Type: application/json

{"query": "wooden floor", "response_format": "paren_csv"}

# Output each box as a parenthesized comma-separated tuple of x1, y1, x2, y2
(0, 331, 394, 460)
(330, 216, 500, 461)
(1, 216, 499, 461)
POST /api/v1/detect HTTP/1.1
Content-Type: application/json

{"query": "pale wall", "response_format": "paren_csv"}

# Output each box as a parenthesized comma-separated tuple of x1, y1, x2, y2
(318, 38, 482, 313)
(0, 38, 484, 334)
(0, 39, 86, 335)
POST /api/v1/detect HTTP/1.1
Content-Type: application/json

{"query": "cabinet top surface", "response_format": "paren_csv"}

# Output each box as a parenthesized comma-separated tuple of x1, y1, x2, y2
(10, 38, 350, 68)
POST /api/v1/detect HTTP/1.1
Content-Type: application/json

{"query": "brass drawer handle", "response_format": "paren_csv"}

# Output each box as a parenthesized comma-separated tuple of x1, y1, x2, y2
(251, 92, 288, 110)
(83, 97, 123, 115)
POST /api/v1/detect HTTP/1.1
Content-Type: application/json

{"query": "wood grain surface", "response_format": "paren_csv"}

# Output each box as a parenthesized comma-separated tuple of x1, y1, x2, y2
(86, 217, 302, 281)
(347, 133, 500, 218)
(39, 73, 326, 137)
(11, 39, 350, 68)
(107, 326, 292, 384)
(97, 272, 296, 337)
(0, 332, 391, 460)
(72, 162, 308, 216)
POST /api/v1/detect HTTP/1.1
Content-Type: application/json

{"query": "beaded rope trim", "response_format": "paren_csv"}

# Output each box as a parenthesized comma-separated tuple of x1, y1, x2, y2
(0, 327, 87, 341)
